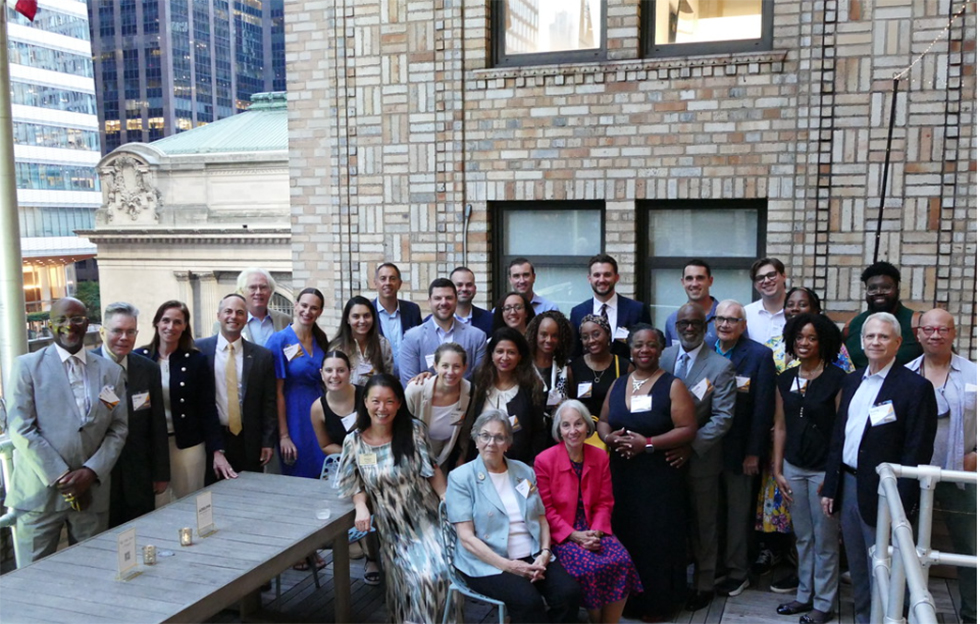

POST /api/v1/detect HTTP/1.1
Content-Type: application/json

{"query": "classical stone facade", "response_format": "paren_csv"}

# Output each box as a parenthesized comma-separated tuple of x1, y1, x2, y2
(284, 0, 976, 356)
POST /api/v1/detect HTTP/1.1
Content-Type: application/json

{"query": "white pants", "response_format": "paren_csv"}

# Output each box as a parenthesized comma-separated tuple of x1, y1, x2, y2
(155, 438, 206, 507)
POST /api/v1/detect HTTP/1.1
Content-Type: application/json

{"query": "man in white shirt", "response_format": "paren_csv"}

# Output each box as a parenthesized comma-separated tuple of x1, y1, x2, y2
(508, 257, 560, 314)
(744, 257, 788, 344)
(570, 253, 651, 358)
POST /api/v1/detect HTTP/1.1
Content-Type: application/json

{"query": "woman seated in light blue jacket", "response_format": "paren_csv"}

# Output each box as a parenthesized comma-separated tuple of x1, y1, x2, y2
(446, 409, 581, 623)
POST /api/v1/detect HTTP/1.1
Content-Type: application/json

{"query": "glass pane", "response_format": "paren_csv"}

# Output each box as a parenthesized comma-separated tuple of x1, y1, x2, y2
(649, 208, 758, 258)
(533, 265, 596, 318)
(504, 209, 601, 256)
(504, 0, 602, 55)
(648, 268, 754, 335)
(653, 0, 762, 45)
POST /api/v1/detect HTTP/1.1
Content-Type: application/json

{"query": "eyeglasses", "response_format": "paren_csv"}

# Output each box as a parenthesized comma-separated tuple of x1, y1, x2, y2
(502, 304, 524, 313)
(675, 320, 705, 329)
(52, 316, 87, 326)
(107, 328, 138, 338)
(918, 326, 952, 336)
(477, 432, 508, 445)
(754, 270, 780, 283)
(866, 285, 896, 295)
(714, 316, 744, 326)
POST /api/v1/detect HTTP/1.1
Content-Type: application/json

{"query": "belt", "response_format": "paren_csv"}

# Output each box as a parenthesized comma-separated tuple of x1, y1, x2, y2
(842, 464, 857, 475)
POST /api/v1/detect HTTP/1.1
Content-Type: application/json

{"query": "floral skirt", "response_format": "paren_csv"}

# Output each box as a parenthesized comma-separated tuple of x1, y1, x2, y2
(756, 457, 792, 533)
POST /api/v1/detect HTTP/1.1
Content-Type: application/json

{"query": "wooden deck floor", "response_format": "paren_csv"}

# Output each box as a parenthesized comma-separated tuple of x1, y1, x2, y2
(208, 548, 966, 624)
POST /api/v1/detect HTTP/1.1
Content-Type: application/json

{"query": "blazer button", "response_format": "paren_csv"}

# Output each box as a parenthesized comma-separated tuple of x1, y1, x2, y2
(180, 382, 186, 387)
(181, 414, 186, 418)
(484, 534, 489, 540)
(180, 398, 185, 403)
(185, 353, 190, 358)
(181, 367, 187, 372)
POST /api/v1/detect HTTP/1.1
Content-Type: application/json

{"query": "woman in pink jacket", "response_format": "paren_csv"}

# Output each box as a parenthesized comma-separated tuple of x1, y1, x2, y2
(534, 399, 642, 623)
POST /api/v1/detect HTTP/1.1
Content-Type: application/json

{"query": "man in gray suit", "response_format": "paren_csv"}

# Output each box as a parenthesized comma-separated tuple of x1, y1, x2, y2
(212, 268, 291, 348)
(399, 278, 487, 385)
(7, 297, 128, 567)
(662, 303, 737, 612)
(94, 302, 169, 528)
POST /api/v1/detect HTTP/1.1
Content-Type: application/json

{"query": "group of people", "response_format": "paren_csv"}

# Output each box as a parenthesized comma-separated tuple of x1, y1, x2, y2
(4, 254, 974, 624)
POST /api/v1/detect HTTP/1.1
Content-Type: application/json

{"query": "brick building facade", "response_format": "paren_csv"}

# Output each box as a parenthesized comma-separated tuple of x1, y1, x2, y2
(284, 0, 976, 357)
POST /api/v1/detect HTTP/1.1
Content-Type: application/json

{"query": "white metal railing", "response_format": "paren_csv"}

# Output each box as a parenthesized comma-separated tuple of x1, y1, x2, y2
(871, 463, 978, 624)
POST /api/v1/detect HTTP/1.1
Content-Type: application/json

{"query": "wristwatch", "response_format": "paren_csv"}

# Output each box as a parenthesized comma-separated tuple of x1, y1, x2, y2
(644, 437, 655, 454)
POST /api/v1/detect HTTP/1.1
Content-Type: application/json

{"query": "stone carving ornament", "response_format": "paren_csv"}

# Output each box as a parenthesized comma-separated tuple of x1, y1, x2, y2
(97, 155, 162, 224)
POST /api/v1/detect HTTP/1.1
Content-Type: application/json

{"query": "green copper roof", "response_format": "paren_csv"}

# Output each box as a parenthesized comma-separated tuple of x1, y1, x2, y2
(150, 92, 288, 155)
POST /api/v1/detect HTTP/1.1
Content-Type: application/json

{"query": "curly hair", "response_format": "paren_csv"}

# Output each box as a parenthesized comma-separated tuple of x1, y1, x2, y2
(473, 328, 543, 410)
(783, 312, 842, 365)
(525, 310, 575, 368)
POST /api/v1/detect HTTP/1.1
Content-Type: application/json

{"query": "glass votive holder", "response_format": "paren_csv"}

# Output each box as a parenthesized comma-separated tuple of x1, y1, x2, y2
(143, 544, 157, 565)
(179, 527, 193, 547)
(315, 501, 332, 521)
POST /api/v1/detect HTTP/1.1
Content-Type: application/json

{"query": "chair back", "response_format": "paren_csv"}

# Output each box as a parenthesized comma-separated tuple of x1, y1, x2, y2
(319, 453, 342, 488)
(438, 500, 466, 586)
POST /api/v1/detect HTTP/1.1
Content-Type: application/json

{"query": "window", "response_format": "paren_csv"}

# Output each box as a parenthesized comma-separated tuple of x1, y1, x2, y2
(639, 199, 766, 333)
(492, 0, 605, 67)
(644, 0, 772, 57)
(494, 201, 604, 315)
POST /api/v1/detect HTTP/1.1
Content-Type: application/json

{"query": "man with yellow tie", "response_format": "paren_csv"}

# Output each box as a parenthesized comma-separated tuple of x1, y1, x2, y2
(197, 294, 278, 483)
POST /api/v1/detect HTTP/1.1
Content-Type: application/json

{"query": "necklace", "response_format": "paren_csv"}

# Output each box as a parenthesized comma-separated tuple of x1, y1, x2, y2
(631, 373, 653, 393)
(586, 356, 609, 384)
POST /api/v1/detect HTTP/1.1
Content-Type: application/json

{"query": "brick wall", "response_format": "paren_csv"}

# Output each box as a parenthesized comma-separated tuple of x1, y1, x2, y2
(285, 0, 976, 356)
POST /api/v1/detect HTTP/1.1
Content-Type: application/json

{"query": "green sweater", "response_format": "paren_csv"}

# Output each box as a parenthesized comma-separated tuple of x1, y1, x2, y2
(844, 303, 922, 369)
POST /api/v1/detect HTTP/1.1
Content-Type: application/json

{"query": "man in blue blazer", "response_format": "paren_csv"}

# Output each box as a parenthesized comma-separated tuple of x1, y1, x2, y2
(7, 298, 128, 567)
(712, 300, 776, 597)
(821, 312, 937, 623)
(399, 278, 487, 385)
(569, 253, 651, 359)
(196, 294, 278, 483)
(373, 262, 423, 375)
(94, 302, 169, 528)
(450, 266, 494, 336)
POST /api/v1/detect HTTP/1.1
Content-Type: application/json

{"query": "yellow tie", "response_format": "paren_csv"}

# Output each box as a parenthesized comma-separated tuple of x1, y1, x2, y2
(226, 343, 242, 436)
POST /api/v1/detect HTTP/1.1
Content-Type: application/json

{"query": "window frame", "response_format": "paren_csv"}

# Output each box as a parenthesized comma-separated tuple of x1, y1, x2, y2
(493, 200, 606, 306)
(642, 0, 774, 58)
(491, 0, 608, 68)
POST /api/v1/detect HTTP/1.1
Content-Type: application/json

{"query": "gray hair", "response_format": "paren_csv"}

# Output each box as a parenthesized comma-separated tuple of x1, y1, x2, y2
(551, 399, 595, 442)
(470, 409, 513, 443)
(715, 299, 746, 319)
(236, 268, 277, 293)
(861, 312, 902, 340)
(103, 301, 139, 322)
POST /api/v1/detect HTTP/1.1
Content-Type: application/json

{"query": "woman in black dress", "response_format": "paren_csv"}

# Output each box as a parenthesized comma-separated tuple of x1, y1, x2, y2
(569, 314, 632, 421)
(598, 324, 697, 622)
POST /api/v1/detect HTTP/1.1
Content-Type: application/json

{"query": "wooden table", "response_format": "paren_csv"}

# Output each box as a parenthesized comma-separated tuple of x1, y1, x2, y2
(0, 472, 355, 623)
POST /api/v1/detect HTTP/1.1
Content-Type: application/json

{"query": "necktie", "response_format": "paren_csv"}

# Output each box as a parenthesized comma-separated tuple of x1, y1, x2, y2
(67, 356, 90, 418)
(599, 303, 609, 324)
(226, 343, 242, 436)
(674, 352, 689, 379)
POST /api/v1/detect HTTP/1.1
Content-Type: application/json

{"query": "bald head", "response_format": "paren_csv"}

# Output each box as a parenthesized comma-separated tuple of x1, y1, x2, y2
(50, 297, 89, 354)
(917, 308, 956, 358)
(675, 303, 708, 351)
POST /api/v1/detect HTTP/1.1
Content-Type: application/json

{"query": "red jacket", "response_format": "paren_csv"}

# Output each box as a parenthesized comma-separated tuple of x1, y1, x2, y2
(533, 443, 614, 543)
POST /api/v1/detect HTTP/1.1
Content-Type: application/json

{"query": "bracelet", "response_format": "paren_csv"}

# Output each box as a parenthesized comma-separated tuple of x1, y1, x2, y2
(539, 548, 551, 555)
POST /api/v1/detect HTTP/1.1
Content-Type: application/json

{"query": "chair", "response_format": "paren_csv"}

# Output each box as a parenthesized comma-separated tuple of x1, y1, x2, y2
(320, 453, 375, 542)
(438, 500, 506, 624)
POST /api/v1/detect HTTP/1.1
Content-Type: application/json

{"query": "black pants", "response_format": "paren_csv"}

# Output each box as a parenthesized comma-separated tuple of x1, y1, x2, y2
(461, 557, 581, 623)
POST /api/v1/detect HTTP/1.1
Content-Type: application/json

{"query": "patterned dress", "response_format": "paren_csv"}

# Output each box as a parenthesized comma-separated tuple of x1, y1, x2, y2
(337, 420, 449, 623)
(551, 460, 642, 610)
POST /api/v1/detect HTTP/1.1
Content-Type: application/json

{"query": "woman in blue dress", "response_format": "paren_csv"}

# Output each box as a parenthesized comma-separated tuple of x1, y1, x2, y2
(267, 287, 330, 479)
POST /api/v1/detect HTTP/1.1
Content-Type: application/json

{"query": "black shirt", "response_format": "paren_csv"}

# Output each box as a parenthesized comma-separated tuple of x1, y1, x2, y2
(778, 364, 847, 470)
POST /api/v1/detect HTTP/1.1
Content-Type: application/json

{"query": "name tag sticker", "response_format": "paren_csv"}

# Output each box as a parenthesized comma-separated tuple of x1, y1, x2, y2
(869, 401, 897, 427)
(791, 377, 808, 394)
(613, 327, 630, 341)
(690, 378, 712, 402)
(631, 394, 652, 413)
(577, 382, 593, 399)
(546, 389, 562, 406)
(358, 452, 377, 466)
(450, 410, 466, 426)
(510, 415, 522, 433)
(354, 361, 373, 378)
(340, 412, 357, 432)
(966, 384, 977, 411)
(515, 478, 531, 499)
(283, 344, 302, 361)
(736, 376, 751, 393)
(99, 385, 121, 408)
(424, 353, 436, 369)
(131, 391, 151, 411)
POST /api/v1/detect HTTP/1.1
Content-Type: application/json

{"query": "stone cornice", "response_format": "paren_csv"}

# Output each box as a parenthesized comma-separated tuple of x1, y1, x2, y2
(77, 228, 291, 246)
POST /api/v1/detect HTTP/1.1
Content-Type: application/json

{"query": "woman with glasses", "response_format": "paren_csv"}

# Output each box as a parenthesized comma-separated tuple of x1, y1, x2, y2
(328, 295, 393, 386)
(771, 313, 847, 624)
(569, 315, 633, 425)
(446, 409, 582, 623)
(136, 301, 226, 505)
(492, 291, 536, 336)
(337, 373, 449, 622)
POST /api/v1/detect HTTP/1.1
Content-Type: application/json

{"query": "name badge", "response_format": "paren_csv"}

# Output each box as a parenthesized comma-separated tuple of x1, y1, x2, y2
(340, 412, 357, 432)
(355, 361, 373, 378)
(631, 394, 652, 413)
(613, 327, 630, 341)
(509, 415, 522, 433)
(100, 385, 121, 408)
(869, 400, 897, 427)
(736, 376, 751, 393)
(791, 377, 808, 394)
(131, 391, 151, 411)
(358, 452, 377, 466)
(546, 388, 562, 406)
(283, 343, 302, 361)
(450, 410, 466, 426)
(577, 382, 593, 399)
(690, 377, 712, 402)
(425, 353, 436, 369)
(515, 478, 532, 499)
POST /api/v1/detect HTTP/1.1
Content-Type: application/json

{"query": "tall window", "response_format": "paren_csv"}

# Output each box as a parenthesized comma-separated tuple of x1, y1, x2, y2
(644, 0, 773, 57)
(494, 201, 604, 314)
(492, 0, 605, 67)
(639, 199, 766, 333)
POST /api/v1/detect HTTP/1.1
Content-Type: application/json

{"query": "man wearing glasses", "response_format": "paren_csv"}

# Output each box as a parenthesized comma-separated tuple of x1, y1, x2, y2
(744, 257, 789, 344)
(6, 298, 129, 567)
(94, 302, 169, 527)
(843, 261, 923, 369)
(906, 308, 977, 623)
(712, 300, 777, 598)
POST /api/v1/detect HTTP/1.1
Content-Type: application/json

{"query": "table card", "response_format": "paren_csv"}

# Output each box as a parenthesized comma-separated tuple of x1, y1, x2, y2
(196, 491, 217, 537)
(116, 528, 141, 580)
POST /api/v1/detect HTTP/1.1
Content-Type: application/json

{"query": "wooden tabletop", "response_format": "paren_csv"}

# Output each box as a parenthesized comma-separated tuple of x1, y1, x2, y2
(0, 472, 355, 624)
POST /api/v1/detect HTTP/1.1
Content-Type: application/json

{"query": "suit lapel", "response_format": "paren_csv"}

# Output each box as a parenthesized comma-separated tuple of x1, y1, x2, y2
(241, 341, 254, 402)
(685, 346, 710, 385)
(83, 352, 104, 422)
(45, 347, 83, 422)
(729, 339, 748, 370)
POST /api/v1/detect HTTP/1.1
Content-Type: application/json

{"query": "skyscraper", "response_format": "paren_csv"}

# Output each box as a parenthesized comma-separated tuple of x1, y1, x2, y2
(87, 0, 286, 153)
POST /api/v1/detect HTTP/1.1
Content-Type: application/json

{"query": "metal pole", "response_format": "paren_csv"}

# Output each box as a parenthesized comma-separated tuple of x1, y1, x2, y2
(872, 77, 901, 263)
(872, 490, 892, 624)
(0, 2, 30, 402)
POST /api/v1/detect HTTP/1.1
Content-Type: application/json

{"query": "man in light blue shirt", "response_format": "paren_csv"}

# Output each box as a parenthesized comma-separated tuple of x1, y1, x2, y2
(373, 262, 423, 376)
(214, 268, 290, 348)
(664, 259, 720, 347)
(508, 258, 559, 314)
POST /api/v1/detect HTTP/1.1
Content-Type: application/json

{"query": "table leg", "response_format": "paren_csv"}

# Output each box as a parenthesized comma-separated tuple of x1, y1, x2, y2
(333, 533, 351, 623)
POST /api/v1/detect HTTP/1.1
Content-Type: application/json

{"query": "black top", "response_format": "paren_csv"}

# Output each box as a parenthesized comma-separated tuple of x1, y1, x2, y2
(318, 385, 364, 448)
(777, 364, 847, 470)
(569, 355, 630, 418)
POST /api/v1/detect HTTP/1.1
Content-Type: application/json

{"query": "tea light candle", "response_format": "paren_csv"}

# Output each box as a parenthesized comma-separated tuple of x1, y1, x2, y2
(179, 527, 193, 547)
(143, 544, 157, 565)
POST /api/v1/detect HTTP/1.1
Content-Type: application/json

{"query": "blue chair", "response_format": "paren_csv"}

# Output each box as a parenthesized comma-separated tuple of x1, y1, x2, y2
(320, 453, 375, 542)
(438, 500, 506, 624)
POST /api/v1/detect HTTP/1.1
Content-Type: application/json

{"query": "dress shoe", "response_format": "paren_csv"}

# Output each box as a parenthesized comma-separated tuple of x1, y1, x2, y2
(685, 590, 713, 612)
(800, 609, 834, 624)
(771, 574, 799, 593)
(777, 600, 813, 615)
